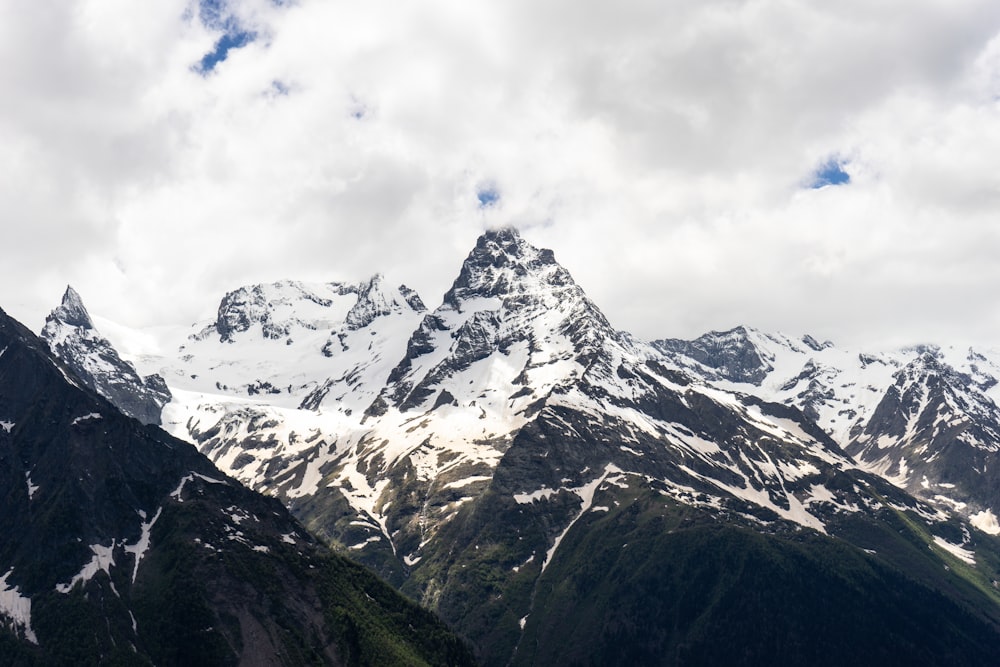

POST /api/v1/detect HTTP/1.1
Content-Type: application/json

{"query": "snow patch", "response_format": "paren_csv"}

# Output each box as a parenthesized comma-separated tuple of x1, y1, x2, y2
(542, 464, 620, 574)
(124, 507, 163, 584)
(886, 458, 910, 486)
(71, 412, 102, 425)
(25, 472, 38, 500)
(226, 506, 251, 525)
(970, 509, 1000, 536)
(805, 484, 835, 504)
(0, 570, 36, 644)
(171, 472, 228, 502)
(933, 495, 967, 512)
(932, 536, 976, 565)
(679, 464, 827, 533)
(514, 487, 558, 504)
(441, 476, 492, 490)
(348, 536, 382, 550)
(56, 542, 116, 593)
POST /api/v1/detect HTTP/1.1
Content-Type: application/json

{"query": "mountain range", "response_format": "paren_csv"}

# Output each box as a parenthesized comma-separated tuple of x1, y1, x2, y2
(30, 227, 1000, 665)
(0, 299, 473, 664)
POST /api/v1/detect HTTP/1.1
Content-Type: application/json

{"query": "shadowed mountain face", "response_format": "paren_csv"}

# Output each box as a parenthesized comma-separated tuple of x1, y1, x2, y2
(39, 228, 1000, 665)
(0, 306, 474, 666)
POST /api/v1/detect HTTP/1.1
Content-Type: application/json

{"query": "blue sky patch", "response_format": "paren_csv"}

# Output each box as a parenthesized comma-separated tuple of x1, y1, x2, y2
(197, 29, 256, 73)
(195, 0, 265, 74)
(809, 157, 851, 189)
(476, 187, 500, 208)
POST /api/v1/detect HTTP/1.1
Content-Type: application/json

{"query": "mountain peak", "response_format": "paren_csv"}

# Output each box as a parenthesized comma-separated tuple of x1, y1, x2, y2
(443, 227, 561, 309)
(479, 224, 522, 247)
(474, 226, 555, 264)
(345, 273, 425, 330)
(40, 286, 171, 425)
(653, 325, 774, 385)
(49, 285, 93, 329)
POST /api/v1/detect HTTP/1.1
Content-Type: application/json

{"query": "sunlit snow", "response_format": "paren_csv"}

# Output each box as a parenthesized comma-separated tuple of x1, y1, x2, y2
(970, 509, 1000, 535)
(932, 536, 976, 565)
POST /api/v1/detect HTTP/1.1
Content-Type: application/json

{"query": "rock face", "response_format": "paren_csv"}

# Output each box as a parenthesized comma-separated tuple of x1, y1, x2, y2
(659, 329, 1000, 533)
(0, 304, 474, 665)
(848, 350, 1000, 523)
(653, 326, 774, 385)
(204, 277, 426, 343)
(40, 286, 171, 425)
(42, 229, 1000, 665)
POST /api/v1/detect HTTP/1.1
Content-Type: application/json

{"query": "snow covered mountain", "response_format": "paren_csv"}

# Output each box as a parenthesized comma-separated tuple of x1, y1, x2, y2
(43, 229, 1000, 665)
(0, 303, 473, 665)
(655, 327, 1000, 534)
(849, 348, 1000, 532)
(159, 230, 882, 548)
(40, 286, 171, 424)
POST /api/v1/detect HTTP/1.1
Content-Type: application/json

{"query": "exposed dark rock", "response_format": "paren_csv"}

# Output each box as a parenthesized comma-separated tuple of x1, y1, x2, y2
(653, 326, 772, 385)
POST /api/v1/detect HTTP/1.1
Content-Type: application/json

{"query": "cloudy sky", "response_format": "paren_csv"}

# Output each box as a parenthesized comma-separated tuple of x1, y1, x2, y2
(3, 0, 1000, 348)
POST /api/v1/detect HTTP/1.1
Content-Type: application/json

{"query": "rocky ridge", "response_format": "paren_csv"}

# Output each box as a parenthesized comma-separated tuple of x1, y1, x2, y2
(657, 327, 1000, 535)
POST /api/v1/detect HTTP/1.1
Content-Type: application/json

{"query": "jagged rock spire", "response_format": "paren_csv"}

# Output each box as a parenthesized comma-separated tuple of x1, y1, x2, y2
(442, 226, 562, 309)
(345, 274, 424, 330)
(48, 285, 94, 329)
(40, 286, 171, 425)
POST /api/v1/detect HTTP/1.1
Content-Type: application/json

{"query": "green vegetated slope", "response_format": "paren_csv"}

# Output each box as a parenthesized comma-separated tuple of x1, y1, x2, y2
(514, 493, 1000, 666)
(401, 471, 1000, 667)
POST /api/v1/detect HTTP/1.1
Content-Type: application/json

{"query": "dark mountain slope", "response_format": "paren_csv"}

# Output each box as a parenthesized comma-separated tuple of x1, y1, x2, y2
(510, 492, 1000, 667)
(0, 306, 473, 666)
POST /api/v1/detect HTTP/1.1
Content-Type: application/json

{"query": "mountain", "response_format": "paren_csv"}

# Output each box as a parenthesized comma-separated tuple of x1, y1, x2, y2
(40, 286, 171, 425)
(655, 327, 1000, 535)
(849, 348, 1000, 530)
(0, 304, 474, 665)
(48, 229, 1000, 665)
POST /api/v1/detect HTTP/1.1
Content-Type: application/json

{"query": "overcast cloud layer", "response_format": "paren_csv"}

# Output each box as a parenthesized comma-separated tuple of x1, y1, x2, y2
(3, 0, 1000, 348)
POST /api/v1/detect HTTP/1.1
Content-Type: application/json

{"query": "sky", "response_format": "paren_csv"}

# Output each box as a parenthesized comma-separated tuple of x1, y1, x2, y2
(3, 0, 1000, 349)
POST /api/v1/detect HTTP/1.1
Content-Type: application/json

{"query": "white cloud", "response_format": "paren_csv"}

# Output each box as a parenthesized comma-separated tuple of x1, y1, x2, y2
(2, 0, 1000, 349)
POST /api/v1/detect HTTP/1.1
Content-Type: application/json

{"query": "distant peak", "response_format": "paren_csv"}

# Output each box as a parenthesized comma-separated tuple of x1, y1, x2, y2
(653, 325, 772, 385)
(722, 325, 752, 337)
(802, 334, 833, 352)
(695, 326, 757, 344)
(345, 274, 421, 330)
(398, 285, 426, 313)
(51, 285, 94, 329)
(360, 273, 385, 291)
